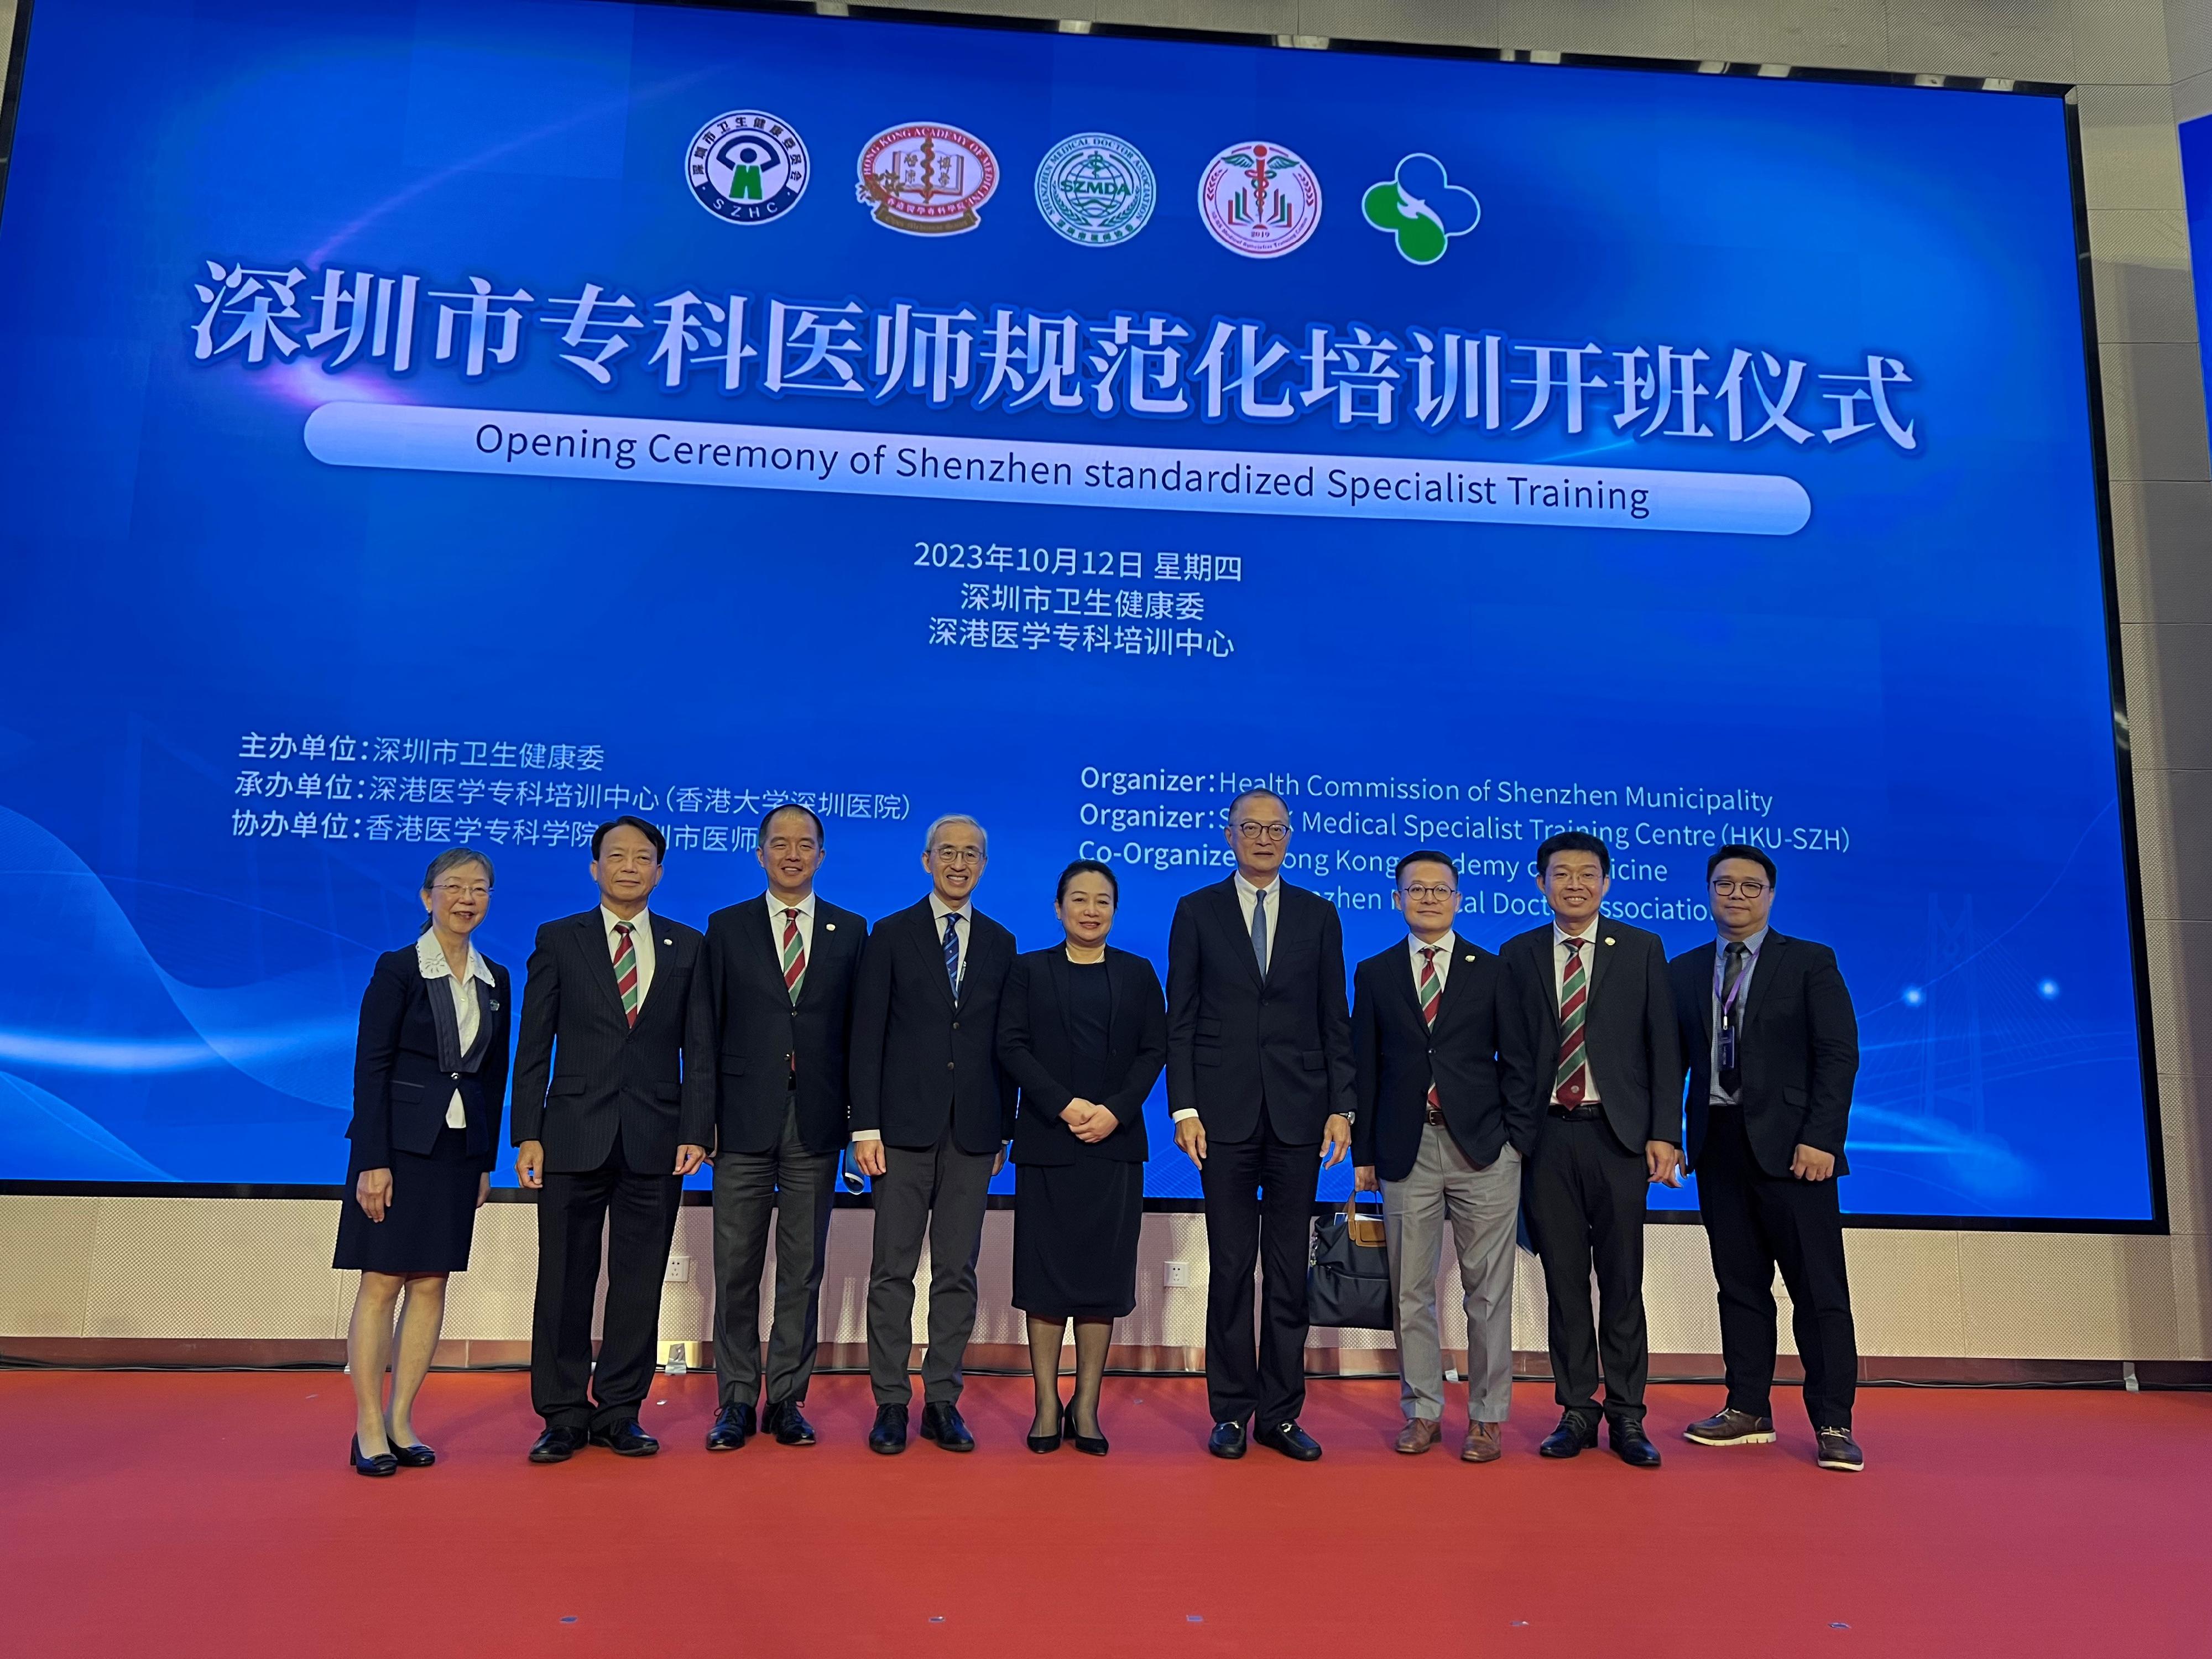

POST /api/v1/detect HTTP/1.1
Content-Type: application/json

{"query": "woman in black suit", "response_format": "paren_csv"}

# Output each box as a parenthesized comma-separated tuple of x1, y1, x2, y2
(334, 847, 511, 1476)
(998, 859, 1166, 1456)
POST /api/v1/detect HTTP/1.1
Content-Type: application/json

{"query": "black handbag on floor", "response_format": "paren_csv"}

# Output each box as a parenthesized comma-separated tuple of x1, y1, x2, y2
(1306, 1198, 1393, 1330)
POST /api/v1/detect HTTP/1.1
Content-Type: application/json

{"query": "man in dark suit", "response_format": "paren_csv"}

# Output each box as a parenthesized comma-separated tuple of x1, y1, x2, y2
(1168, 787, 1355, 1462)
(848, 813, 1016, 1454)
(512, 816, 713, 1464)
(1352, 850, 1531, 1463)
(1499, 830, 1682, 1469)
(1669, 844, 1864, 1473)
(696, 802, 868, 1454)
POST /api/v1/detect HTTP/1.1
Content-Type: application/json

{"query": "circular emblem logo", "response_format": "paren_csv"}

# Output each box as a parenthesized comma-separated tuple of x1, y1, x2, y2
(855, 124, 998, 236)
(1035, 132, 1156, 247)
(687, 111, 808, 225)
(1197, 140, 1322, 259)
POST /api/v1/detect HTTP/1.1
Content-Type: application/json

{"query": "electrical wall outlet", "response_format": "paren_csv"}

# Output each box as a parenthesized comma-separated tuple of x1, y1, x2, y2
(1162, 1260, 1191, 1288)
(664, 1254, 692, 1284)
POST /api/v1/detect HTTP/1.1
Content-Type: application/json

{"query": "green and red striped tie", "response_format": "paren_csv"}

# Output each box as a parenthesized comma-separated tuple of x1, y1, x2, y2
(780, 907, 807, 1004)
(612, 921, 640, 1027)
(1553, 938, 1589, 1105)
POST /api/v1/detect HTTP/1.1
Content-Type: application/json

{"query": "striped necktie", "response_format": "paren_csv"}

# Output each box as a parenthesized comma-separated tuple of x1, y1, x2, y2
(780, 907, 807, 1005)
(1418, 945, 1443, 1112)
(942, 911, 962, 998)
(1553, 938, 1589, 1105)
(612, 922, 640, 1028)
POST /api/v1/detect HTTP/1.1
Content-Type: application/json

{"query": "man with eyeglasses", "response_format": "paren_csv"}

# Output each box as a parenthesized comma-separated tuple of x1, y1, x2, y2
(848, 813, 1016, 1455)
(512, 815, 714, 1464)
(1167, 787, 1355, 1462)
(1352, 852, 1530, 1462)
(1668, 844, 1864, 1472)
(1499, 830, 1681, 1469)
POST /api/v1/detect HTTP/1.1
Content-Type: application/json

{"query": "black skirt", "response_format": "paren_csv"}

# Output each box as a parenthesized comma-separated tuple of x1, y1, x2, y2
(1013, 1159, 1143, 1322)
(333, 1125, 481, 1275)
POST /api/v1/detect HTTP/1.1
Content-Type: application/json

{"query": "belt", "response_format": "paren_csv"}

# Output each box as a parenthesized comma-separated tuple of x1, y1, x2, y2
(1423, 1102, 1446, 1126)
(1547, 1103, 1603, 1121)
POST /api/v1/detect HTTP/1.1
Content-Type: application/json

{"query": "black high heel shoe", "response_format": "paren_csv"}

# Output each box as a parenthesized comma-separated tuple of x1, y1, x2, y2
(349, 1436, 398, 1478)
(1068, 1408, 1109, 1458)
(1027, 1396, 1065, 1454)
(388, 1438, 436, 1468)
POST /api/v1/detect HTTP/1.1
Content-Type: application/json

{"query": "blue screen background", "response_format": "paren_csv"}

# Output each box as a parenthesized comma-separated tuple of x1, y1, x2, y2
(0, 0, 2153, 1219)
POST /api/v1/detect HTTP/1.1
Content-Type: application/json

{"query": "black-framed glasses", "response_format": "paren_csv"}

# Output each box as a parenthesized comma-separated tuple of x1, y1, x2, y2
(1399, 883, 1459, 901)
(1234, 821, 1290, 842)
(1710, 878, 1768, 897)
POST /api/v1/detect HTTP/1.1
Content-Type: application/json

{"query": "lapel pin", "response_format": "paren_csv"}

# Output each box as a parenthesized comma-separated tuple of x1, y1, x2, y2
(1604, 937, 1616, 947)
(825, 922, 837, 931)
(662, 937, 673, 947)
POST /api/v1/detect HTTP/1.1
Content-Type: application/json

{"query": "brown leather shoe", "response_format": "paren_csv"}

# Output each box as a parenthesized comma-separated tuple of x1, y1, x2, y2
(1394, 1418, 1442, 1455)
(1460, 1421, 1503, 1463)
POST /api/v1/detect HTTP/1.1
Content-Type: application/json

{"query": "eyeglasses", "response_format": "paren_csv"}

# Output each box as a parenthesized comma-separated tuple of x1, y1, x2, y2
(932, 848, 982, 865)
(1234, 821, 1290, 842)
(1399, 883, 1459, 901)
(431, 883, 491, 901)
(1710, 878, 1769, 898)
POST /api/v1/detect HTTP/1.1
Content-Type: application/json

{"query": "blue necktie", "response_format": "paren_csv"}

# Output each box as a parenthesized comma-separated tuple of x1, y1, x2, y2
(942, 912, 962, 999)
(1250, 886, 1268, 977)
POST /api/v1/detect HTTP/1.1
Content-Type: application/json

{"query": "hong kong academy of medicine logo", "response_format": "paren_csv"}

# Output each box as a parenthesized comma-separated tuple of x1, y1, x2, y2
(1034, 133, 1156, 247)
(1363, 153, 1480, 264)
(1197, 140, 1323, 258)
(857, 124, 998, 235)
(686, 111, 808, 225)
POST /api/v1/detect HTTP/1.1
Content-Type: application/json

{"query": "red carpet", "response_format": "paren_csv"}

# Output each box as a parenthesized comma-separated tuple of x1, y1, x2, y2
(5, 1371, 2208, 1656)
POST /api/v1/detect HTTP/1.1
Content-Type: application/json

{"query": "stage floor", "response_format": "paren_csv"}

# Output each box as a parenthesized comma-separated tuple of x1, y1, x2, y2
(5, 1370, 2208, 1656)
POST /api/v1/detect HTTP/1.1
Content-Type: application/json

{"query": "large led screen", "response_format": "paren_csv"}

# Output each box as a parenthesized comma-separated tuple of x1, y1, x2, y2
(0, 0, 2154, 1219)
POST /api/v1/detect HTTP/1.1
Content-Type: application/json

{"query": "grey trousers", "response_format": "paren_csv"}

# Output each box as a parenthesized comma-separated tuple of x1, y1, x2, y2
(1383, 1126, 1521, 1423)
(865, 1131, 995, 1407)
(711, 1100, 838, 1410)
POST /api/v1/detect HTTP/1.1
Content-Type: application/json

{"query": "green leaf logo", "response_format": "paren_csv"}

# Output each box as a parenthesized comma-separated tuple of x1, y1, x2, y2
(1361, 153, 1481, 265)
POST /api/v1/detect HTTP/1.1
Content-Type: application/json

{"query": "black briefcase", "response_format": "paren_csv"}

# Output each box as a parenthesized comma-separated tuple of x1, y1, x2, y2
(1306, 1198, 1394, 1330)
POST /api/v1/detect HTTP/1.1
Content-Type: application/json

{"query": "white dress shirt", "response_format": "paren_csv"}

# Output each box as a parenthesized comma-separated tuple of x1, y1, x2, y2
(602, 904, 656, 1009)
(1709, 926, 1770, 1105)
(766, 889, 818, 963)
(1233, 871, 1281, 976)
(1552, 919, 1603, 1105)
(415, 930, 494, 1126)
(854, 895, 971, 1146)
(1408, 930, 1459, 993)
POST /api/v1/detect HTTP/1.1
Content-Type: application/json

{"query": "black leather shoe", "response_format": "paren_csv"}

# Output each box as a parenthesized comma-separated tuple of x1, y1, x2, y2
(705, 1403, 755, 1452)
(1815, 1427, 1865, 1473)
(588, 1420, 660, 1457)
(868, 1404, 909, 1455)
(1537, 1414, 1599, 1459)
(919, 1400, 975, 1452)
(1070, 1422, 1109, 1458)
(1253, 1420, 1323, 1462)
(387, 1439, 436, 1468)
(1684, 1407, 1776, 1447)
(528, 1426, 587, 1464)
(1207, 1421, 1247, 1459)
(1027, 1396, 1064, 1454)
(763, 1400, 816, 1447)
(1608, 1422, 1662, 1469)
(349, 1436, 398, 1478)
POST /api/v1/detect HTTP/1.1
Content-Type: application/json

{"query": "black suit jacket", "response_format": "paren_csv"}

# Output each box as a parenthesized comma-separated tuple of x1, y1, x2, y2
(998, 945, 1166, 1166)
(697, 894, 868, 1157)
(1350, 935, 1527, 1182)
(347, 946, 512, 1171)
(1165, 877, 1355, 1146)
(1669, 932, 1859, 1179)
(509, 909, 714, 1175)
(1499, 917, 1683, 1152)
(848, 898, 1017, 1156)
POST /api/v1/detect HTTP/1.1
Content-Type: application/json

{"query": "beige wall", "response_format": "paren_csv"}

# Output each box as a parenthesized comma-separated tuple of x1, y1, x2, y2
(2, 0, 2208, 1366)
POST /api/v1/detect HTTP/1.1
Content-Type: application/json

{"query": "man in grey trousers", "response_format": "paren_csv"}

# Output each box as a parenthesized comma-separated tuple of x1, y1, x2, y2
(1352, 851, 1535, 1461)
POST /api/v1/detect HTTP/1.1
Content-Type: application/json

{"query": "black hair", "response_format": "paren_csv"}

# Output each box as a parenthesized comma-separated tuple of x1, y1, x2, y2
(1708, 843, 1778, 885)
(591, 814, 667, 862)
(759, 800, 826, 844)
(1227, 786, 1288, 820)
(1394, 849, 1458, 886)
(419, 847, 493, 932)
(1536, 830, 1611, 877)
(1056, 858, 1119, 903)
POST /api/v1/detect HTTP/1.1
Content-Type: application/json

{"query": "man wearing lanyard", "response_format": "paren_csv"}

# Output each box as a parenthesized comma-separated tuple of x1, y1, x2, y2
(1668, 845, 1865, 1472)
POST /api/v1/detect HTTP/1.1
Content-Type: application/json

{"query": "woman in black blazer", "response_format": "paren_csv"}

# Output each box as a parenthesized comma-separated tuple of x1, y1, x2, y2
(998, 859, 1166, 1456)
(334, 847, 511, 1476)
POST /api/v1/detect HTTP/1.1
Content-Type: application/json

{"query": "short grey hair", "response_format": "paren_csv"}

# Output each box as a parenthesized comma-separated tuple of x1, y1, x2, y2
(922, 813, 988, 855)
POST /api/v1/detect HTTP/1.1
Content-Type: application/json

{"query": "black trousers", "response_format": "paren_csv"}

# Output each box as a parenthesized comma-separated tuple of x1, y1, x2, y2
(1697, 1104, 1858, 1429)
(711, 1099, 838, 1410)
(1200, 1128, 1320, 1428)
(531, 1129, 682, 1432)
(1523, 1112, 1650, 1428)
